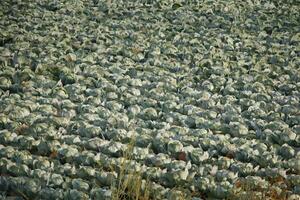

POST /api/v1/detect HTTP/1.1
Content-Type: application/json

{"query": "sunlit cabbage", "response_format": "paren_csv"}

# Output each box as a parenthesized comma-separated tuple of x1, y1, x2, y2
(90, 188, 112, 200)
(140, 107, 158, 120)
(229, 122, 248, 137)
(95, 171, 117, 186)
(167, 140, 183, 155)
(58, 145, 79, 162)
(49, 173, 64, 187)
(74, 150, 95, 166)
(77, 166, 96, 179)
(189, 148, 209, 164)
(39, 188, 64, 199)
(65, 189, 89, 200)
(278, 144, 295, 159)
(72, 178, 90, 192)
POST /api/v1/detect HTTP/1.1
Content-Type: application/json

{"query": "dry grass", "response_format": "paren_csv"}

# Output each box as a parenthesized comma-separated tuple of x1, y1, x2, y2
(110, 137, 152, 200)
(109, 137, 193, 200)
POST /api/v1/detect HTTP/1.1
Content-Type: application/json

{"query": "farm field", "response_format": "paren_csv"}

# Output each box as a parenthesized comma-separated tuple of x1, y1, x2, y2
(0, 0, 299, 199)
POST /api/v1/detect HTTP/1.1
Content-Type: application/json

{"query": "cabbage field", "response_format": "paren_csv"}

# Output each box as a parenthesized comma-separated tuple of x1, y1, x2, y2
(0, 0, 299, 199)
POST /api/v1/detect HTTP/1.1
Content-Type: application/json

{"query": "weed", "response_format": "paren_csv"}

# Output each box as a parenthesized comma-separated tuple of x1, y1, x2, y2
(111, 137, 152, 200)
